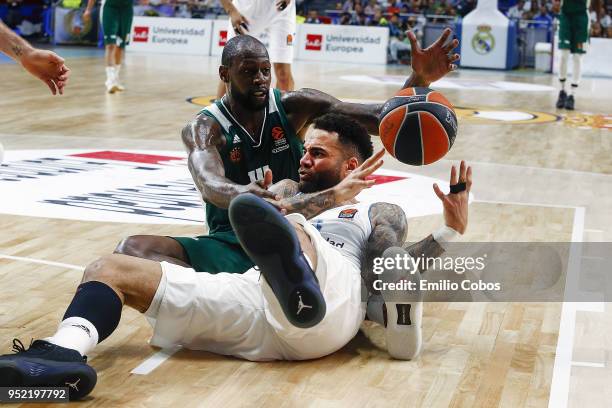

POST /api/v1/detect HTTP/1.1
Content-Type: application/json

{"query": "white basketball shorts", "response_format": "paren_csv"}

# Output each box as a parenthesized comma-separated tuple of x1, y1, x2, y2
(226, 0, 296, 64)
(147, 213, 366, 361)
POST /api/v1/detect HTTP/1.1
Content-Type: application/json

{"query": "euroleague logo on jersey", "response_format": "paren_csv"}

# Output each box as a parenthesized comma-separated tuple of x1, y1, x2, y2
(338, 208, 358, 219)
(271, 126, 289, 154)
(230, 146, 242, 163)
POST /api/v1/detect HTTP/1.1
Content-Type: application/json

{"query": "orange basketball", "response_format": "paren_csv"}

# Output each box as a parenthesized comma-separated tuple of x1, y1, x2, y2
(378, 87, 458, 166)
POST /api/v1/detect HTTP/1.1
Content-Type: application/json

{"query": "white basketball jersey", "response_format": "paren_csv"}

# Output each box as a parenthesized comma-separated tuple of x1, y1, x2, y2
(309, 202, 373, 271)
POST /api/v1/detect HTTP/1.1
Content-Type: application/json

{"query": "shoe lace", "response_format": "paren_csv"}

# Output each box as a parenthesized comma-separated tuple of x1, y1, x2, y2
(11, 338, 33, 354)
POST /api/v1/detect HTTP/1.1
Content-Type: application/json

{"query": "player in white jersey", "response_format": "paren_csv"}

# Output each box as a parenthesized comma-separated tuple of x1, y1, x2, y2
(0, 113, 471, 400)
(216, 0, 296, 99)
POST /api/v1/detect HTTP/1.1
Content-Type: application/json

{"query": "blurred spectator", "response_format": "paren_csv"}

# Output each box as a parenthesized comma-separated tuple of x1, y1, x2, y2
(590, 20, 602, 37)
(305, 9, 322, 23)
(364, 0, 377, 15)
(533, 4, 552, 26)
(507, 0, 526, 19)
(456, 0, 475, 16)
(387, 13, 411, 62)
(342, 0, 354, 12)
(369, 9, 386, 25)
(339, 11, 352, 24)
(6, 0, 24, 29)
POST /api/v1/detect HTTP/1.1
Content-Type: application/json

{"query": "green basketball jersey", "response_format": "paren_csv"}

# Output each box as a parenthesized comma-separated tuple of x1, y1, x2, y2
(200, 89, 303, 234)
(561, 0, 588, 14)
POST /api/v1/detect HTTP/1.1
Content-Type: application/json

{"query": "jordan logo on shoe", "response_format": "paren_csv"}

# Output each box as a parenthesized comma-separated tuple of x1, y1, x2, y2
(65, 378, 80, 392)
(296, 293, 312, 315)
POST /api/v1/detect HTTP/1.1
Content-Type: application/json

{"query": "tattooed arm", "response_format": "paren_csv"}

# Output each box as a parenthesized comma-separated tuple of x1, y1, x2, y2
(268, 149, 385, 219)
(0, 20, 69, 95)
(363, 203, 408, 291)
(181, 114, 278, 209)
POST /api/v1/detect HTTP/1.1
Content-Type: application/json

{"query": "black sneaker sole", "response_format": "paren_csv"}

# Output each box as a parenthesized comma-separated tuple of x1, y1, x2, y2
(0, 359, 96, 400)
(229, 193, 326, 328)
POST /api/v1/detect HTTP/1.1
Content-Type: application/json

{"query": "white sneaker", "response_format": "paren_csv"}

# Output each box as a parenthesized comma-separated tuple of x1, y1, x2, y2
(367, 247, 423, 360)
(105, 78, 119, 94)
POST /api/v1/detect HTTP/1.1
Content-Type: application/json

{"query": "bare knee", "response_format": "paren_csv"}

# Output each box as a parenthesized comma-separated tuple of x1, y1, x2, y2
(83, 254, 124, 287)
(274, 64, 294, 90)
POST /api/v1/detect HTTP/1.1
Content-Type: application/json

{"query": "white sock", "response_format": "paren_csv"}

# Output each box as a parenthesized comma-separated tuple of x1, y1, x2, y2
(559, 49, 569, 84)
(114, 64, 121, 79)
(105, 66, 115, 81)
(45, 317, 99, 357)
(572, 53, 582, 87)
(570, 83, 578, 96)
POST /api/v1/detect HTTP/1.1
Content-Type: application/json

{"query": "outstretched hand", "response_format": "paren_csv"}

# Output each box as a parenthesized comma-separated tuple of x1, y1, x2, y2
(407, 28, 459, 87)
(433, 160, 472, 234)
(20, 48, 70, 95)
(333, 148, 385, 203)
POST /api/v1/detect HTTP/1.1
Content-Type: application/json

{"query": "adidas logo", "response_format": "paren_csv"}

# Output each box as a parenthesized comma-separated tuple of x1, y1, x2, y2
(233, 135, 241, 144)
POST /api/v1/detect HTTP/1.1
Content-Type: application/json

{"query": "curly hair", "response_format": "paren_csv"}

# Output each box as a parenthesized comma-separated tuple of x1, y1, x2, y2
(312, 113, 374, 162)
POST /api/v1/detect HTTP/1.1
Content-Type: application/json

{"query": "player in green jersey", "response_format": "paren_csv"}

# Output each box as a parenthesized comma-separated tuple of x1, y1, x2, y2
(115, 30, 460, 273)
(556, 0, 590, 110)
(84, 0, 133, 93)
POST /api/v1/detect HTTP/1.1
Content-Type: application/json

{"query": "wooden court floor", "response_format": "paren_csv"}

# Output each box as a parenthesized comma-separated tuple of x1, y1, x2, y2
(0, 50, 611, 407)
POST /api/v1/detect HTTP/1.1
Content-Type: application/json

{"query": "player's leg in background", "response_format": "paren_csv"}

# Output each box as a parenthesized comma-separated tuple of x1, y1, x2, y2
(102, 2, 120, 93)
(565, 12, 589, 110)
(268, 10, 295, 91)
(556, 13, 570, 109)
(273, 63, 294, 91)
(113, 3, 133, 91)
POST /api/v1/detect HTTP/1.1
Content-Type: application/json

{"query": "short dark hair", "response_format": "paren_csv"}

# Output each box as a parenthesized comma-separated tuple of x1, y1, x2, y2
(312, 113, 373, 162)
(221, 35, 268, 67)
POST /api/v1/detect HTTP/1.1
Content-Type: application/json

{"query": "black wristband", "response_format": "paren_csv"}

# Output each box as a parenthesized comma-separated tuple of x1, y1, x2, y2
(450, 182, 466, 194)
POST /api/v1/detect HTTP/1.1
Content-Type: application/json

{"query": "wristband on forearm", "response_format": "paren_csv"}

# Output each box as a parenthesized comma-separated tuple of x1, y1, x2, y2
(432, 225, 460, 250)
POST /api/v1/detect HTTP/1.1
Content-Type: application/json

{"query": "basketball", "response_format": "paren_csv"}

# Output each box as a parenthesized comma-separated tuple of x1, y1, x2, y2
(378, 87, 458, 166)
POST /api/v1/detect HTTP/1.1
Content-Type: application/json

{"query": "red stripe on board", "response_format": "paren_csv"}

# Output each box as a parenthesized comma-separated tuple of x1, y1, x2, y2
(367, 174, 407, 185)
(70, 151, 182, 165)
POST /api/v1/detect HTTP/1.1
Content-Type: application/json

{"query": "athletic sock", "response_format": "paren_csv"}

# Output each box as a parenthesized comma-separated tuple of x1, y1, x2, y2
(114, 64, 121, 80)
(559, 49, 569, 81)
(570, 83, 578, 96)
(572, 53, 582, 86)
(46, 281, 122, 356)
(105, 66, 115, 82)
(45, 317, 98, 357)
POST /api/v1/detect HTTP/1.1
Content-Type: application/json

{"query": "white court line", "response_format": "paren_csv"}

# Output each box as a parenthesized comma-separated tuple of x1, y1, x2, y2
(548, 206, 585, 408)
(474, 199, 580, 209)
(131, 346, 182, 375)
(571, 361, 606, 368)
(0, 253, 84, 271)
(440, 160, 612, 178)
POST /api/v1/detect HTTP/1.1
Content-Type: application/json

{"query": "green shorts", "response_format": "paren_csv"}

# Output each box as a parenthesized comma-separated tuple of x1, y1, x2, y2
(101, 0, 134, 48)
(558, 12, 589, 54)
(172, 230, 254, 273)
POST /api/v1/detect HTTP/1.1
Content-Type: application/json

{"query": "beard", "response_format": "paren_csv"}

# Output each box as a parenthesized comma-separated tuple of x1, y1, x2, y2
(230, 86, 268, 111)
(298, 168, 343, 194)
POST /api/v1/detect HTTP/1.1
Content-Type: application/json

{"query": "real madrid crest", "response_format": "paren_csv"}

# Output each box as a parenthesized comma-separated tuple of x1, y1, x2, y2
(472, 25, 495, 55)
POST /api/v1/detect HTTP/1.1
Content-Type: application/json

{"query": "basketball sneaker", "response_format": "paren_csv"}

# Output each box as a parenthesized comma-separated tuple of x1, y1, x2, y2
(105, 77, 119, 94)
(0, 339, 97, 400)
(556, 90, 567, 109)
(565, 95, 575, 110)
(229, 193, 326, 328)
(366, 247, 423, 360)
